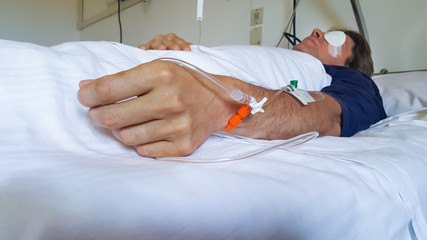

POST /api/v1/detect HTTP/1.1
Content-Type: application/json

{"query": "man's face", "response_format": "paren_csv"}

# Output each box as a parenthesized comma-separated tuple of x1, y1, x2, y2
(293, 28, 354, 66)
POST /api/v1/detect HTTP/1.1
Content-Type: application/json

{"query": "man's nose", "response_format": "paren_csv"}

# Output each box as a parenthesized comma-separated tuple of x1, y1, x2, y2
(311, 28, 325, 38)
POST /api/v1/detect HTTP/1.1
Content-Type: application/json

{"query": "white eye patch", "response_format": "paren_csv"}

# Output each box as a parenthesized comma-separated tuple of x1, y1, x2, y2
(324, 31, 346, 58)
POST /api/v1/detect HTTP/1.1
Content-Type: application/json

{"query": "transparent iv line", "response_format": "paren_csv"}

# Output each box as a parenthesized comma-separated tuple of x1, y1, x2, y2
(156, 132, 319, 163)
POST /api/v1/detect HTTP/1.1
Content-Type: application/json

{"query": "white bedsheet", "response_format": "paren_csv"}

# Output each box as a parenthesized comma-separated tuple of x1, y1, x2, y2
(0, 40, 426, 240)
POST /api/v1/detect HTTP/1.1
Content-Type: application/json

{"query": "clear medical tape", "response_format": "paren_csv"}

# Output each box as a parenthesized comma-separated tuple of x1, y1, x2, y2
(156, 131, 319, 163)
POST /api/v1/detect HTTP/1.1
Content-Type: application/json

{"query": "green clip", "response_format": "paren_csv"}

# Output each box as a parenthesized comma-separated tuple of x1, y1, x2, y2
(290, 80, 298, 88)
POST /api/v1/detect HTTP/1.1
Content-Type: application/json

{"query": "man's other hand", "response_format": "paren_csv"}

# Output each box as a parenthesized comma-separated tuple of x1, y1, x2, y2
(138, 33, 192, 51)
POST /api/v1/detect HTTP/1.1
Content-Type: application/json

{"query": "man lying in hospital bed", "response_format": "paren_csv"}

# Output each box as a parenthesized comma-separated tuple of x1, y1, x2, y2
(1, 27, 427, 239)
(77, 27, 385, 158)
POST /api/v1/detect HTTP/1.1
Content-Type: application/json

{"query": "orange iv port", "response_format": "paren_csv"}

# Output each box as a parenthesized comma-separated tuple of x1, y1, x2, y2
(225, 104, 251, 132)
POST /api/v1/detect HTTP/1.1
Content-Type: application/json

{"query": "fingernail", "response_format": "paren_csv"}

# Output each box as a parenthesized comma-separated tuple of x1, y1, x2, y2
(79, 79, 93, 88)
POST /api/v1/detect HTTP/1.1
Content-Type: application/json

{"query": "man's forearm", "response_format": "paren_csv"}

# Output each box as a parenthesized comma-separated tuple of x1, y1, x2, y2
(216, 75, 342, 139)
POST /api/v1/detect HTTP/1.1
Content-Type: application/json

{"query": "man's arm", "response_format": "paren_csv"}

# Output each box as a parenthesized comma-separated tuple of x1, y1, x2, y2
(225, 76, 342, 139)
(78, 60, 342, 158)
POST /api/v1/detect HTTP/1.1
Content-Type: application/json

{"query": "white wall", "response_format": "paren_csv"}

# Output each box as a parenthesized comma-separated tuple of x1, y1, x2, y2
(0, 0, 80, 46)
(361, 0, 427, 73)
(80, 0, 291, 47)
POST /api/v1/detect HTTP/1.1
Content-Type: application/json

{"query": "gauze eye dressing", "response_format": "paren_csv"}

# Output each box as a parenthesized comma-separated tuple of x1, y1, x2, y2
(324, 31, 346, 58)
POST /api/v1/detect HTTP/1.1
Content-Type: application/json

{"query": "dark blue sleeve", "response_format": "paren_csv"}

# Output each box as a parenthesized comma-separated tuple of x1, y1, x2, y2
(321, 65, 387, 137)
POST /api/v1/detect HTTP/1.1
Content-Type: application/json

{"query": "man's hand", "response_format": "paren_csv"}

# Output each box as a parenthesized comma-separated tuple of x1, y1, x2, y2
(138, 33, 192, 51)
(78, 60, 235, 158)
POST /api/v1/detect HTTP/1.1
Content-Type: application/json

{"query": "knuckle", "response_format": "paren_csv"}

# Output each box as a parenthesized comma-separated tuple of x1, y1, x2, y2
(152, 61, 175, 82)
(164, 93, 185, 111)
(170, 44, 180, 50)
(93, 81, 112, 102)
(159, 67, 174, 81)
(167, 33, 177, 39)
(118, 129, 137, 145)
(100, 109, 121, 129)
(154, 34, 165, 41)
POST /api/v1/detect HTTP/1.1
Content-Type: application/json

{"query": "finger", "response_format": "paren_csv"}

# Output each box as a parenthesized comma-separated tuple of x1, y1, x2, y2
(87, 90, 176, 129)
(173, 38, 192, 51)
(140, 42, 190, 51)
(169, 42, 192, 51)
(166, 38, 191, 51)
(149, 34, 173, 50)
(151, 43, 168, 50)
(111, 118, 184, 147)
(182, 44, 192, 51)
(77, 61, 165, 107)
(79, 79, 94, 88)
(169, 44, 184, 51)
(139, 33, 192, 51)
(139, 41, 162, 50)
(78, 71, 145, 108)
(133, 140, 196, 158)
(138, 44, 148, 50)
(157, 33, 190, 50)
(138, 41, 167, 50)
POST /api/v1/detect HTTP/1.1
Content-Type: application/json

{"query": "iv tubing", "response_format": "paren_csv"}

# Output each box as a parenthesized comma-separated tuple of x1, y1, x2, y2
(158, 57, 252, 105)
(264, 86, 288, 108)
(157, 131, 319, 163)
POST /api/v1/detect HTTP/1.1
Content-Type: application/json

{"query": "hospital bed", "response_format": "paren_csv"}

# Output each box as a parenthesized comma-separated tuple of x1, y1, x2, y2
(0, 39, 426, 240)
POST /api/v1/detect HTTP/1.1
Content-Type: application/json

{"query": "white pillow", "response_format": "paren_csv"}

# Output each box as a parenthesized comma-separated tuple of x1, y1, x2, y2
(373, 71, 427, 116)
